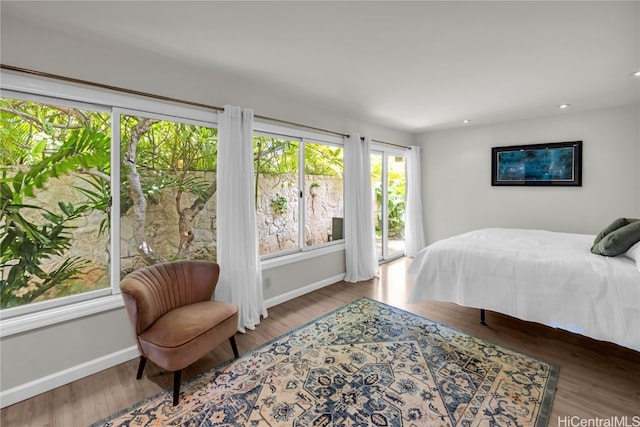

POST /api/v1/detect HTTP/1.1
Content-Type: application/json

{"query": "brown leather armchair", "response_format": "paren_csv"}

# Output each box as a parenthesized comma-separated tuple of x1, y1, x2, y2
(120, 260, 239, 406)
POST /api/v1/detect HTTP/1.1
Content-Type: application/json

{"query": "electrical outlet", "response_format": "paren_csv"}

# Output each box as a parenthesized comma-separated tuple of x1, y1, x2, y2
(263, 277, 271, 290)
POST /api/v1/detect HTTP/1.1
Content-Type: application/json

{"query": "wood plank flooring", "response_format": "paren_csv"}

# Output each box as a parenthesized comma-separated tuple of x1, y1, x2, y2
(2, 257, 639, 426)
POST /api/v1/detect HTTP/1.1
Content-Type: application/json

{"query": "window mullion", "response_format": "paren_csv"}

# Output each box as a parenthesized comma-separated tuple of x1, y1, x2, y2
(298, 141, 306, 250)
(110, 109, 122, 294)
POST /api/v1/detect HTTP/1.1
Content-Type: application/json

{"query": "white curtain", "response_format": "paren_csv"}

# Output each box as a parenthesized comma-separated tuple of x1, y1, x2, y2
(344, 134, 378, 282)
(216, 105, 267, 332)
(404, 145, 426, 257)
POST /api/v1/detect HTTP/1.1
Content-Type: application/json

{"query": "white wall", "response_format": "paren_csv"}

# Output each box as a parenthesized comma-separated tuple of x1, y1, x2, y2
(1, 14, 410, 146)
(0, 17, 410, 404)
(416, 104, 640, 244)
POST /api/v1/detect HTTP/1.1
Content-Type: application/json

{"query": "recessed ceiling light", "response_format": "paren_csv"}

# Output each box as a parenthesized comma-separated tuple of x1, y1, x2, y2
(633, 70, 640, 77)
(463, 119, 471, 124)
(558, 104, 571, 109)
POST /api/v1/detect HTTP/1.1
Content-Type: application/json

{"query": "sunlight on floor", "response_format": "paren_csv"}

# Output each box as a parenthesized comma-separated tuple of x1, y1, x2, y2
(374, 257, 414, 309)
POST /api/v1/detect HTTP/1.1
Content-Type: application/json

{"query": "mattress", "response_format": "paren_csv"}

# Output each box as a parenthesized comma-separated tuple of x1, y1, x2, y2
(407, 228, 640, 352)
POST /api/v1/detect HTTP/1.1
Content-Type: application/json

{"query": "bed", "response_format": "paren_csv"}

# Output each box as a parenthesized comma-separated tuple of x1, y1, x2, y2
(407, 228, 640, 352)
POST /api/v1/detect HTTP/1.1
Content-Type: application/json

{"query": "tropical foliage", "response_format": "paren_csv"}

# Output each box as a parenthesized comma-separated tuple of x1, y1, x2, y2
(253, 135, 345, 254)
(252, 136, 343, 177)
(0, 98, 111, 308)
(253, 136, 343, 204)
(0, 97, 347, 309)
(119, 114, 218, 265)
(371, 155, 406, 240)
(0, 98, 223, 309)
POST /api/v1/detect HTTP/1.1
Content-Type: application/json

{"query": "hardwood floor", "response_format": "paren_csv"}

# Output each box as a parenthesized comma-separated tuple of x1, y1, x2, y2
(2, 257, 639, 426)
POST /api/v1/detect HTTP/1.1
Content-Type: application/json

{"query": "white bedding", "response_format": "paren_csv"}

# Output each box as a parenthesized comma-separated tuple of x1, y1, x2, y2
(407, 228, 640, 352)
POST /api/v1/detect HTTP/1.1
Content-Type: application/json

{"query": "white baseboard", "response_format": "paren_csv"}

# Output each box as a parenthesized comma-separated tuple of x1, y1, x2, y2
(1, 276, 343, 409)
(264, 274, 345, 309)
(0, 345, 139, 409)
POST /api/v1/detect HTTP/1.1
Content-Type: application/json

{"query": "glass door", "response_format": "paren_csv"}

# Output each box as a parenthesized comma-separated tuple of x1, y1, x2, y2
(371, 148, 407, 261)
(371, 152, 384, 259)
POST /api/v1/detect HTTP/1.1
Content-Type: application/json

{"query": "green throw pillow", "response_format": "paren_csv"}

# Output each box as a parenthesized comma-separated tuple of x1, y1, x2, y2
(592, 217, 639, 247)
(591, 220, 640, 256)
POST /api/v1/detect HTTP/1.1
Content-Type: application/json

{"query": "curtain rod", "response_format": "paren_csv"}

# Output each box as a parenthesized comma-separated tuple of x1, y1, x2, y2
(0, 64, 348, 139)
(363, 136, 411, 150)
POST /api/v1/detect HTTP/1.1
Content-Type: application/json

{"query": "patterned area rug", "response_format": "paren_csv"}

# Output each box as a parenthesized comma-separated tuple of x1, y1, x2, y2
(94, 298, 558, 426)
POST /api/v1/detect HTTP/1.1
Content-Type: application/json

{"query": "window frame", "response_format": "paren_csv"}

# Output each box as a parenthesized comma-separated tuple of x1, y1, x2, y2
(253, 122, 345, 260)
(302, 138, 345, 251)
(0, 71, 218, 337)
(370, 142, 408, 262)
(112, 107, 220, 286)
(0, 91, 113, 320)
(0, 71, 346, 337)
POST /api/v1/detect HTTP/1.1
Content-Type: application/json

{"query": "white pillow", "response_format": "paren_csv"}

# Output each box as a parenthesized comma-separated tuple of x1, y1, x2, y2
(624, 241, 640, 273)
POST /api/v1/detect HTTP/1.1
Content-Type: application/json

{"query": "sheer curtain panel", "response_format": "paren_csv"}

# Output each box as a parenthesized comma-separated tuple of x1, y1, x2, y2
(216, 105, 267, 332)
(405, 145, 426, 256)
(344, 134, 378, 282)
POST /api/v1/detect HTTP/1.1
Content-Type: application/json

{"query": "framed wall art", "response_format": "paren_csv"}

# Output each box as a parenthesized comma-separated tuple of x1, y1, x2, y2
(491, 141, 582, 186)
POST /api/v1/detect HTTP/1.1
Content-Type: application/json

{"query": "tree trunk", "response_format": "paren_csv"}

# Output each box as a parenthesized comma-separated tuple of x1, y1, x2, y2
(177, 180, 217, 258)
(122, 118, 163, 265)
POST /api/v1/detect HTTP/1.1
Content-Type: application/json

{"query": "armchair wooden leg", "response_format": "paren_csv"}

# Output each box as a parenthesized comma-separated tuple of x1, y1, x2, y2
(230, 335, 239, 358)
(136, 356, 147, 380)
(172, 370, 182, 406)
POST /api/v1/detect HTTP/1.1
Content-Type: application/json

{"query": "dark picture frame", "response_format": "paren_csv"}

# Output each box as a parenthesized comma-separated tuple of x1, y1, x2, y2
(491, 141, 582, 186)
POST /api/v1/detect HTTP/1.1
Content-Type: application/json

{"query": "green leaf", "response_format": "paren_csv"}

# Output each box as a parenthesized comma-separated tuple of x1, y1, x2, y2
(41, 211, 62, 224)
(58, 202, 72, 217)
(33, 174, 44, 189)
(23, 185, 35, 198)
(11, 171, 24, 194)
(31, 139, 47, 156)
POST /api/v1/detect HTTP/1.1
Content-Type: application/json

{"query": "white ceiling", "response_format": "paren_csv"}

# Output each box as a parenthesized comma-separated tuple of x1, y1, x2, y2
(2, 1, 639, 132)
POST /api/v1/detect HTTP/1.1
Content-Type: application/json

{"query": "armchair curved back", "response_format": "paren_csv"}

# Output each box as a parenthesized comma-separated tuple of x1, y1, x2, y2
(119, 260, 238, 406)
(120, 260, 221, 335)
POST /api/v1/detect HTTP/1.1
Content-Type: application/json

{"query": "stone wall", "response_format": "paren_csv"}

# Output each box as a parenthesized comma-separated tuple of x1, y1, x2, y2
(256, 174, 344, 254)
(3, 169, 343, 283)
(5, 170, 111, 288)
(119, 171, 218, 273)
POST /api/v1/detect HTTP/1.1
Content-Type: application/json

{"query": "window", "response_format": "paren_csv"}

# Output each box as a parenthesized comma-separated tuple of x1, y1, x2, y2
(254, 135, 300, 255)
(254, 132, 343, 258)
(371, 148, 407, 261)
(0, 72, 341, 330)
(0, 78, 218, 323)
(118, 111, 219, 275)
(1, 96, 112, 312)
(304, 141, 343, 247)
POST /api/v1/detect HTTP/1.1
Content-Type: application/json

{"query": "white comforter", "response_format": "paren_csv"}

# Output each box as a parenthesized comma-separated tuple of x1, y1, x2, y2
(407, 228, 640, 352)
